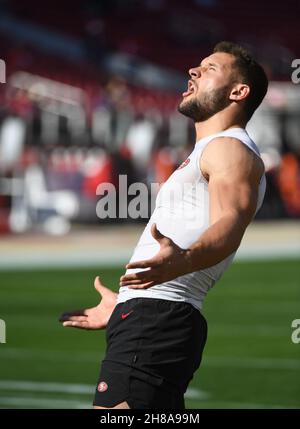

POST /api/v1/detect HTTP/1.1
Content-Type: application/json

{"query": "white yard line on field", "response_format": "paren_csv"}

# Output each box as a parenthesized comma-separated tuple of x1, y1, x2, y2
(0, 380, 297, 409)
(0, 347, 102, 363)
(186, 398, 298, 409)
(0, 380, 206, 400)
(0, 394, 295, 410)
(2, 348, 300, 370)
(0, 380, 94, 394)
(203, 356, 300, 370)
(0, 395, 91, 409)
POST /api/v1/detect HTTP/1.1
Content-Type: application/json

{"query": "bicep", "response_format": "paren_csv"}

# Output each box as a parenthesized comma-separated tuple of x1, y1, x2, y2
(201, 137, 264, 226)
(208, 175, 259, 226)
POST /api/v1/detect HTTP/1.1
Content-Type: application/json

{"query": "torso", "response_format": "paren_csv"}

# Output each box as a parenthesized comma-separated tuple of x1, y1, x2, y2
(117, 128, 266, 311)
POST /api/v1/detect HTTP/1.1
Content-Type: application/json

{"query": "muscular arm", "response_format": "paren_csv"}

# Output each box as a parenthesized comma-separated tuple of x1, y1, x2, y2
(186, 137, 265, 270)
(120, 137, 265, 288)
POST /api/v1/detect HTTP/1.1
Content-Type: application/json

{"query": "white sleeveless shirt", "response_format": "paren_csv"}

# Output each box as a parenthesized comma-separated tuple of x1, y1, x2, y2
(117, 128, 266, 311)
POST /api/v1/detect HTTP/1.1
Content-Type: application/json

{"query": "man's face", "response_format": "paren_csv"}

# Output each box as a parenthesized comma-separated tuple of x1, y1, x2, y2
(178, 52, 237, 122)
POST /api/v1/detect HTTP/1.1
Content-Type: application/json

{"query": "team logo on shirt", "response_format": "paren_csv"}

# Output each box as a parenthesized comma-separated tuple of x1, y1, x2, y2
(177, 158, 190, 170)
(98, 381, 108, 392)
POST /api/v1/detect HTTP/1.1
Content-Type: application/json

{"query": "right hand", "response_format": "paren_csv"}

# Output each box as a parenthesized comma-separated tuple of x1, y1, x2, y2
(59, 276, 118, 330)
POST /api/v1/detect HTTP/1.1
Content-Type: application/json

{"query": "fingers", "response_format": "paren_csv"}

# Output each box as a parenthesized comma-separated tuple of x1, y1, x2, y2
(128, 281, 156, 290)
(151, 223, 164, 240)
(94, 276, 105, 294)
(120, 272, 146, 282)
(60, 315, 88, 323)
(120, 279, 144, 286)
(151, 223, 170, 244)
(126, 258, 160, 270)
(59, 310, 85, 322)
(120, 268, 159, 286)
(62, 320, 90, 329)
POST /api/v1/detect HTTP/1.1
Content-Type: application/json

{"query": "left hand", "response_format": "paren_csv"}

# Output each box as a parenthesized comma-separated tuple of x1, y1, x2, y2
(119, 224, 191, 289)
(59, 277, 117, 330)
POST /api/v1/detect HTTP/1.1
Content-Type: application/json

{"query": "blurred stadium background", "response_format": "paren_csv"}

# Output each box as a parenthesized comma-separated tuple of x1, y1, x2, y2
(0, 0, 299, 409)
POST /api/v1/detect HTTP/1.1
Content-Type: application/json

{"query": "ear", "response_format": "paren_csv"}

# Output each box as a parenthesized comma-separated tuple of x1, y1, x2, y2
(229, 84, 250, 101)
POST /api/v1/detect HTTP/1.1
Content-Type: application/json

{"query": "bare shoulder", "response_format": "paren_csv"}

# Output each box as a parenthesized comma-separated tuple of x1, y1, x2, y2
(200, 136, 265, 184)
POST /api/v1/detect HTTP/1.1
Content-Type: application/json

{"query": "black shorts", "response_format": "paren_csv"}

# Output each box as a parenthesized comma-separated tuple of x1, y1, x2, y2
(93, 297, 207, 409)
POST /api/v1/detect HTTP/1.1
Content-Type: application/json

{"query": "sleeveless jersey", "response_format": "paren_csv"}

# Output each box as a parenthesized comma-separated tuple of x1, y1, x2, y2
(117, 128, 266, 311)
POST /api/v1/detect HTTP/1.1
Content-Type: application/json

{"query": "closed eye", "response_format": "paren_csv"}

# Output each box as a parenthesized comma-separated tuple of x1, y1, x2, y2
(199, 62, 218, 71)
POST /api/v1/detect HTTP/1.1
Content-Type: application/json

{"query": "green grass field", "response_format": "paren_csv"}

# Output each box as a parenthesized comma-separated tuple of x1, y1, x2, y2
(0, 259, 299, 409)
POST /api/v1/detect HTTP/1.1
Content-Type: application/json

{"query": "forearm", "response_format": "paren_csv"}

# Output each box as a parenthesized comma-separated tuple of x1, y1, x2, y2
(185, 212, 249, 272)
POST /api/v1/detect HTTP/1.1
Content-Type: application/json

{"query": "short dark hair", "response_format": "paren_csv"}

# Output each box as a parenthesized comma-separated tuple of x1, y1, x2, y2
(213, 41, 268, 121)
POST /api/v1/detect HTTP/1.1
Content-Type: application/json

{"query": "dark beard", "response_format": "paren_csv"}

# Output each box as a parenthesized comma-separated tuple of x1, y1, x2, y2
(178, 85, 231, 122)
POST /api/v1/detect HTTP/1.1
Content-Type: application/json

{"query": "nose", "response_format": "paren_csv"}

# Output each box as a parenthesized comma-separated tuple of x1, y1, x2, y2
(189, 66, 201, 79)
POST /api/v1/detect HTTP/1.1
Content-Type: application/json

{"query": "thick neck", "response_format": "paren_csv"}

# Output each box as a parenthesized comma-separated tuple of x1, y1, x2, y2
(194, 108, 247, 141)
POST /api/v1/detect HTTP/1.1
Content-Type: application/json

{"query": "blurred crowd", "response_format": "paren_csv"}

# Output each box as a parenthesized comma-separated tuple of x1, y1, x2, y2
(0, 0, 300, 234)
(1, 75, 300, 235)
(0, 75, 195, 233)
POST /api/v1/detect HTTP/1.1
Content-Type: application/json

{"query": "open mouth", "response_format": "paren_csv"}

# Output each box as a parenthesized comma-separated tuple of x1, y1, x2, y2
(182, 80, 196, 98)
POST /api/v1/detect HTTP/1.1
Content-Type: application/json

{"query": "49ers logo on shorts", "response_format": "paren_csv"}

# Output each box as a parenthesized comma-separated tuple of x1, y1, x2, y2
(97, 381, 108, 393)
(177, 158, 190, 170)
